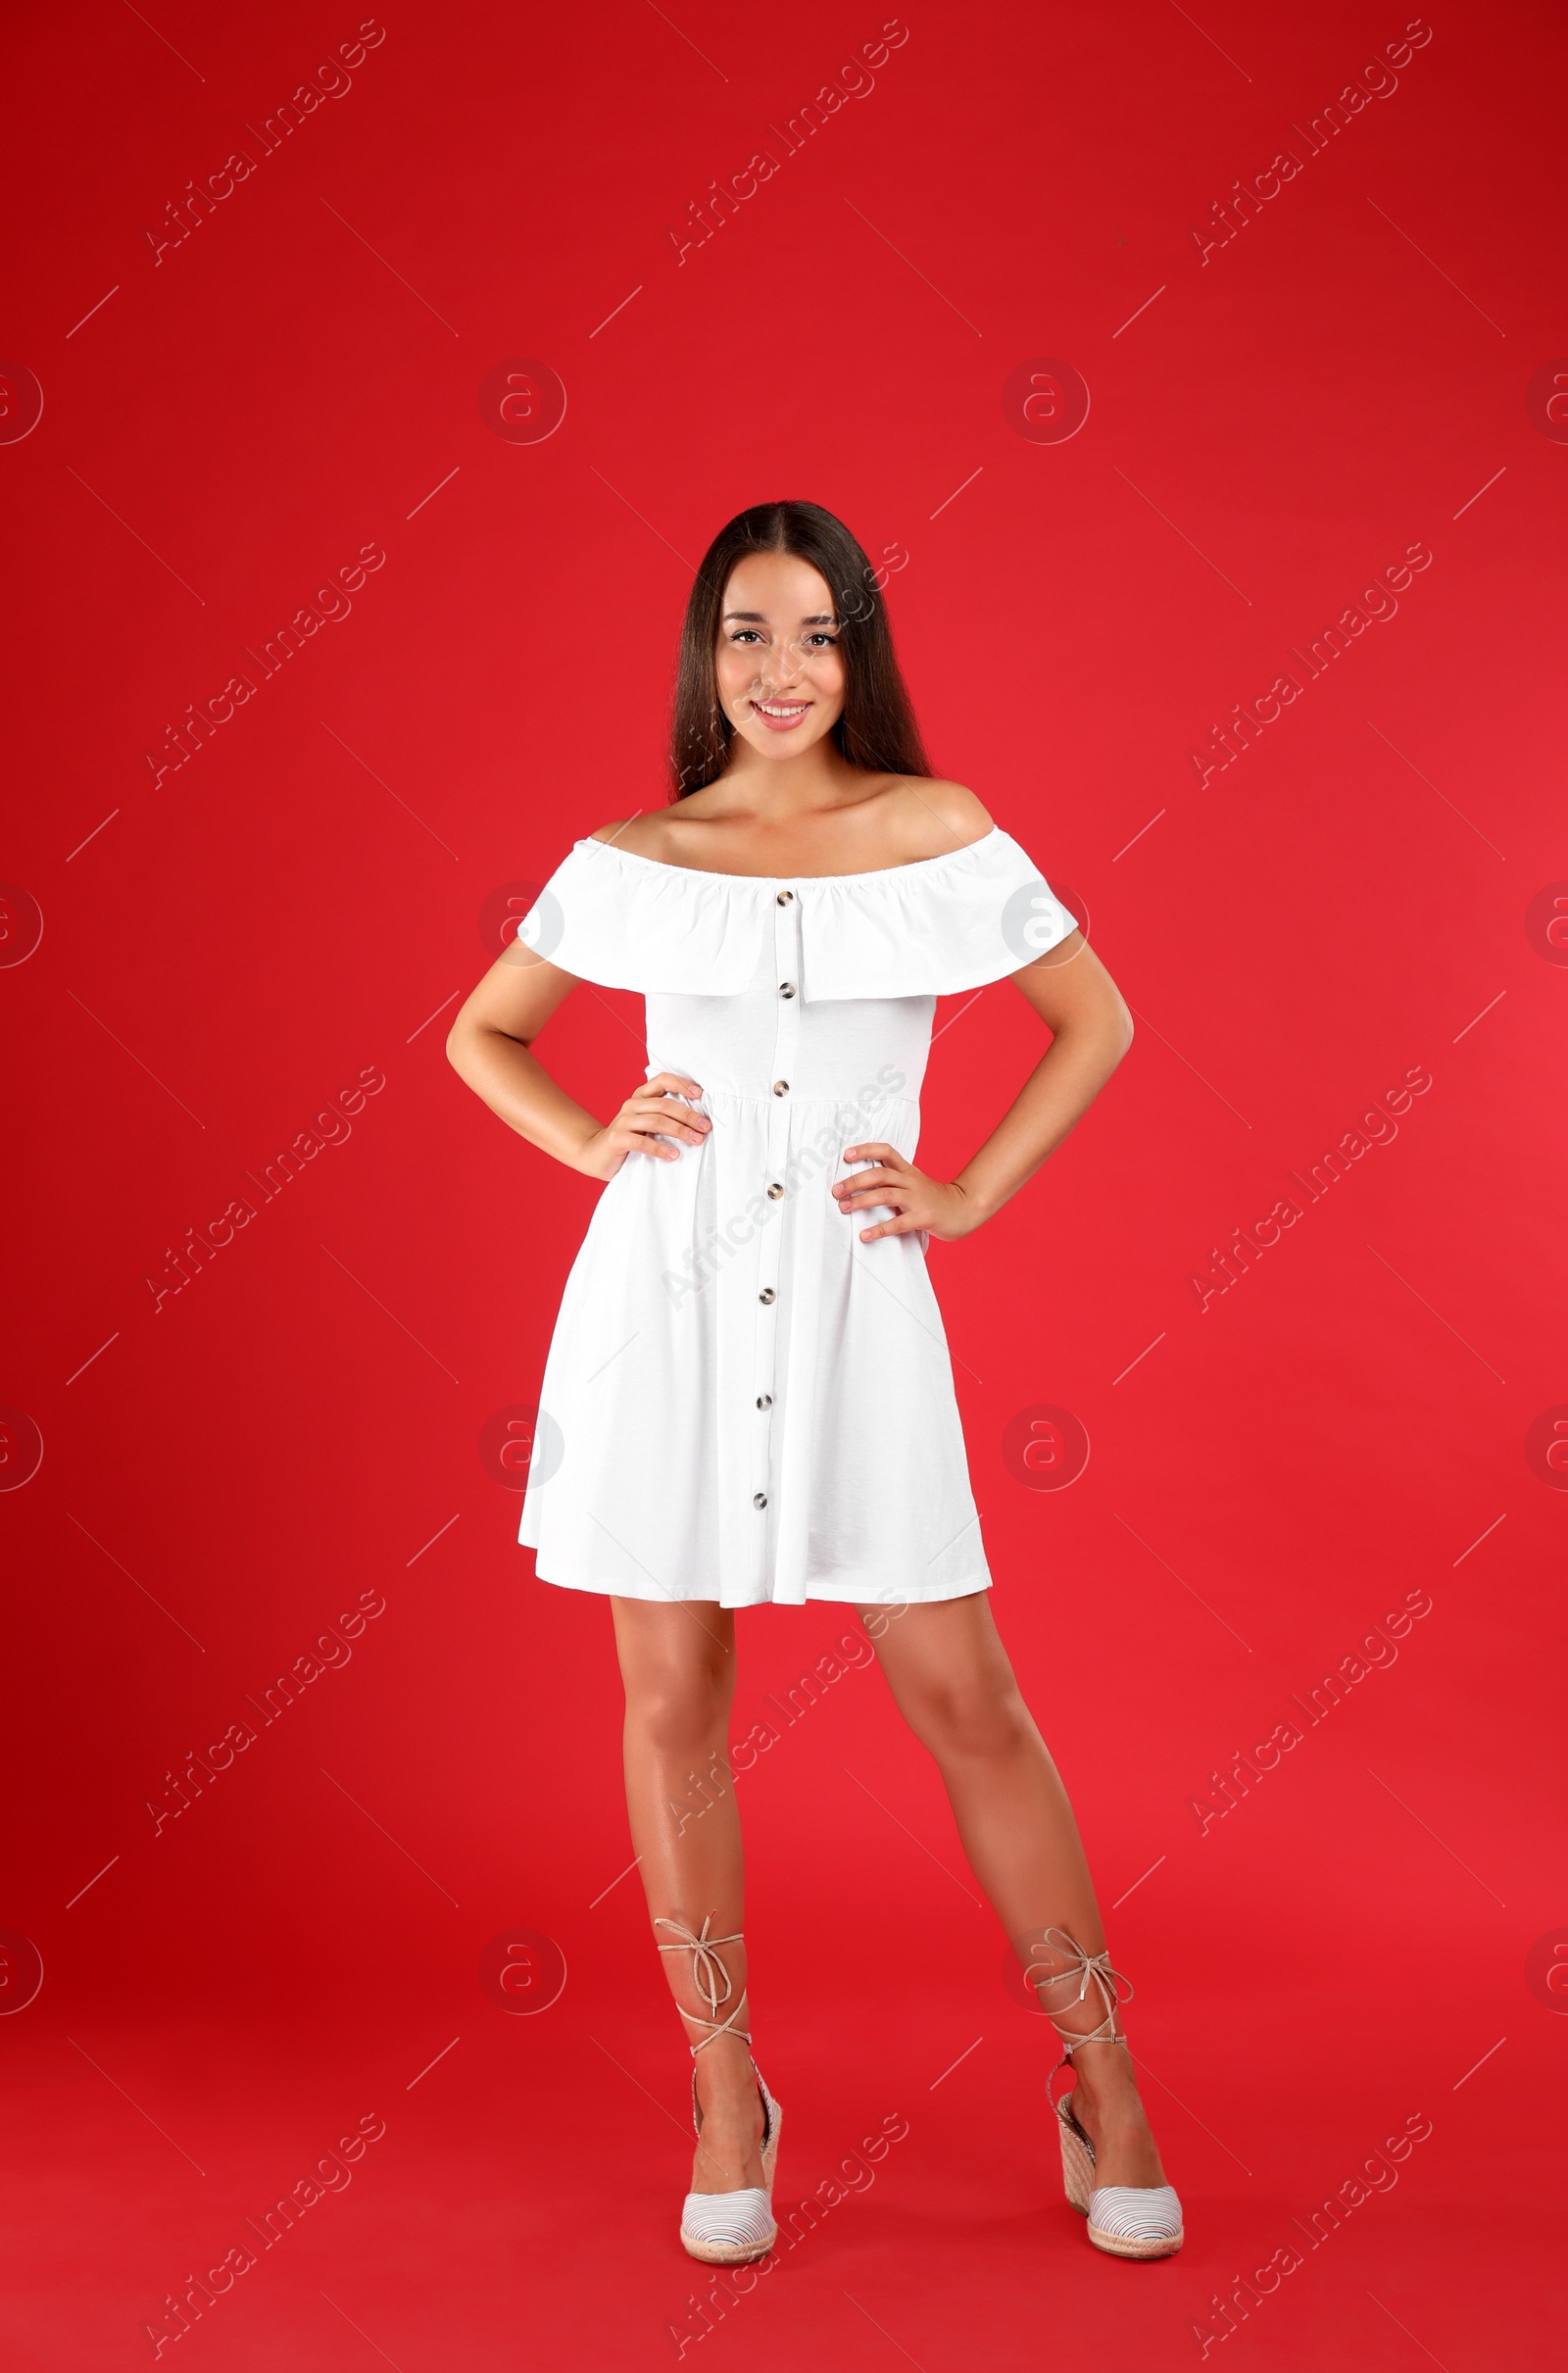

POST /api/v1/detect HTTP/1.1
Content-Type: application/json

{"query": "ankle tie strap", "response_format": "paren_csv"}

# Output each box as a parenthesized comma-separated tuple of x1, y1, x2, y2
(654, 1915, 751, 2056)
(1028, 1926, 1132, 2065)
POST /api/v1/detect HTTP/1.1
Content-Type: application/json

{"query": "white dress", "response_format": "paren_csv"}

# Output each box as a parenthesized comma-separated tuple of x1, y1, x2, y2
(516, 828, 1078, 1610)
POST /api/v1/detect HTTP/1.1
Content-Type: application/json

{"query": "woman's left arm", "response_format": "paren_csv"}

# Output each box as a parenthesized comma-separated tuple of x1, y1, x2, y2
(831, 933, 1134, 1243)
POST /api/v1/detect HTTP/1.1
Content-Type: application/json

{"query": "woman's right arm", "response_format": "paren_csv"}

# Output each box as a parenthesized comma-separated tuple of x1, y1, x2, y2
(445, 943, 710, 1180)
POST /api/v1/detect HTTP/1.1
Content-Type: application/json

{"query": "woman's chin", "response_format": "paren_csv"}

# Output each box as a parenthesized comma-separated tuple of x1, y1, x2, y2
(733, 720, 835, 762)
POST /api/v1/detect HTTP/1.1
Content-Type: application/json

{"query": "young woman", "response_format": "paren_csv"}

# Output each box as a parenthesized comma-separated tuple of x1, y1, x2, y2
(447, 501, 1181, 2266)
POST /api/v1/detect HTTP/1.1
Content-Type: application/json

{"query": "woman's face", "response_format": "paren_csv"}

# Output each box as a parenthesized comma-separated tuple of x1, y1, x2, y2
(713, 550, 847, 764)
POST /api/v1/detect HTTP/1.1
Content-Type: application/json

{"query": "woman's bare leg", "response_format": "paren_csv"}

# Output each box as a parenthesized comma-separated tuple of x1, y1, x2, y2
(858, 1591, 1166, 2190)
(611, 1597, 765, 2194)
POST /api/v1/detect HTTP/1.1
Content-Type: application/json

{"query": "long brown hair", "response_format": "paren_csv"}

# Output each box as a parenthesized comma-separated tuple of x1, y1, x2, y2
(668, 501, 932, 800)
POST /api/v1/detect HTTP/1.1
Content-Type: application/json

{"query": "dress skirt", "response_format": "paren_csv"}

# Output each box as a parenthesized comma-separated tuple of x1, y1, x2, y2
(514, 828, 1079, 1610)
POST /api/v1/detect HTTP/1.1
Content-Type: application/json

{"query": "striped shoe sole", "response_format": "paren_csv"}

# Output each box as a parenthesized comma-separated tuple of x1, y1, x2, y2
(1087, 2217, 1185, 2259)
(679, 2204, 779, 2265)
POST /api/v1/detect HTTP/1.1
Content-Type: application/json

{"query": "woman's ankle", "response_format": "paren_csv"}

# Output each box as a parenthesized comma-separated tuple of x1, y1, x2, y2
(694, 2042, 761, 2107)
(1067, 2044, 1144, 2114)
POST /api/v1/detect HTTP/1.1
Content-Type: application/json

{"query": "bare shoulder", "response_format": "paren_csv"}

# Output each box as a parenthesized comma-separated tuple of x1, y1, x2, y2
(588, 800, 741, 864)
(883, 776, 995, 857)
(588, 815, 672, 854)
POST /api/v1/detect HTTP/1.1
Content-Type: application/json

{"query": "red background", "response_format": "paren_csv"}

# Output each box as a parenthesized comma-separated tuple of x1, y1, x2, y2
(3, 2, 1564, 2365)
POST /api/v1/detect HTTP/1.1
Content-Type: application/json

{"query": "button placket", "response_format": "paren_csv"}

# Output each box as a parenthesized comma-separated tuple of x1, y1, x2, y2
(751, 886, 801, 1576)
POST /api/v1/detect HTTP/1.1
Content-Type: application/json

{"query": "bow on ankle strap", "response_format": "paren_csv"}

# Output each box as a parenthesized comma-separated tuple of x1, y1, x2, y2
(654, 1915, 751, 2056)
(1027, 1926, 1133, 2061)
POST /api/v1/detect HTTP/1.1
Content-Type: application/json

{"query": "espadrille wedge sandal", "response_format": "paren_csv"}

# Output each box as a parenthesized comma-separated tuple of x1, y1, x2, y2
(655, 1916, 782, 2266)
(1036, 1927, 1184, 2260)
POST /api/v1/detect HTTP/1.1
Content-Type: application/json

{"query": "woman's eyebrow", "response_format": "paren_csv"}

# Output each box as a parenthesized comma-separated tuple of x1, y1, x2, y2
(721, 610, 840, 624)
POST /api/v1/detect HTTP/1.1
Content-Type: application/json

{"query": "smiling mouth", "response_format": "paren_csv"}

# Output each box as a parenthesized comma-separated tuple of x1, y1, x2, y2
(751, 699, 810, 731)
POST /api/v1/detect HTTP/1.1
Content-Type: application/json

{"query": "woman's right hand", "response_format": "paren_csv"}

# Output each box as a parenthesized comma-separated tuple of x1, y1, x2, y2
(572, 1072, 710, 1180)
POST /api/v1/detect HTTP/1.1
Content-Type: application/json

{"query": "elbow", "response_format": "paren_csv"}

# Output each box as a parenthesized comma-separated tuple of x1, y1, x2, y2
(447, 1017, 530, 1078)
(445, 1017, 485, 1077)
(1085, 990, 1134, 1069)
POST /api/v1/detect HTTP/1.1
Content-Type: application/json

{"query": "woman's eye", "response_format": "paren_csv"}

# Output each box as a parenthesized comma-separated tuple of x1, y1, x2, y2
(807, 632, 839, 648)
(730, 628, 762, 644)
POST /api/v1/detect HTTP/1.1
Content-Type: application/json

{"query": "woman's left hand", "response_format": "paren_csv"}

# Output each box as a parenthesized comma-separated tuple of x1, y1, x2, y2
(832, 1144, 982, 1243)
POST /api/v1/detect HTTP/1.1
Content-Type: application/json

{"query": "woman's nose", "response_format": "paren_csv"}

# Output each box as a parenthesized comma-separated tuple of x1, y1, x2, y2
(756, 657, 800, 694)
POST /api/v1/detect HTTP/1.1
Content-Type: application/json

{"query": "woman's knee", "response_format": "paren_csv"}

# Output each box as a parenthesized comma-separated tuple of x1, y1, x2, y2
(625, 1659, 735, 1754)
(614, 1603, 735, 1745)
(907, 1674, 1034, 1762)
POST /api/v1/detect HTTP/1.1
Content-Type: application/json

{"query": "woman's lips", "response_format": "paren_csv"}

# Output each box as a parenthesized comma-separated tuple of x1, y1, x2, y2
(751, 699, 810, 733)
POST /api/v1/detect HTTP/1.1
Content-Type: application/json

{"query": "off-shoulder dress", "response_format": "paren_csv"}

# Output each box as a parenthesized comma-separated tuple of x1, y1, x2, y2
(514, 828, 1077, 1610)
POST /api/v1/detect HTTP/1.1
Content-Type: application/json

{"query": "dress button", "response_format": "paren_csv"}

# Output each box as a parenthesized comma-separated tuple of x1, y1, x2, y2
(758, 1287, 776, 1305)
(756, 1394, 772, 1410)
(766, 1183, 783, 1201)
(779, 981, 797, 999)
(776, 889, 794, 907)
(753, 1491, 768, 1509)
(772, 1080, 789, 1097)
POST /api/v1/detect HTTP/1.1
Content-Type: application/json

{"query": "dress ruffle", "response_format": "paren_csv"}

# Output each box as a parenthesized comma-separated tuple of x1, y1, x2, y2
(518, 829, 1077, 1002)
